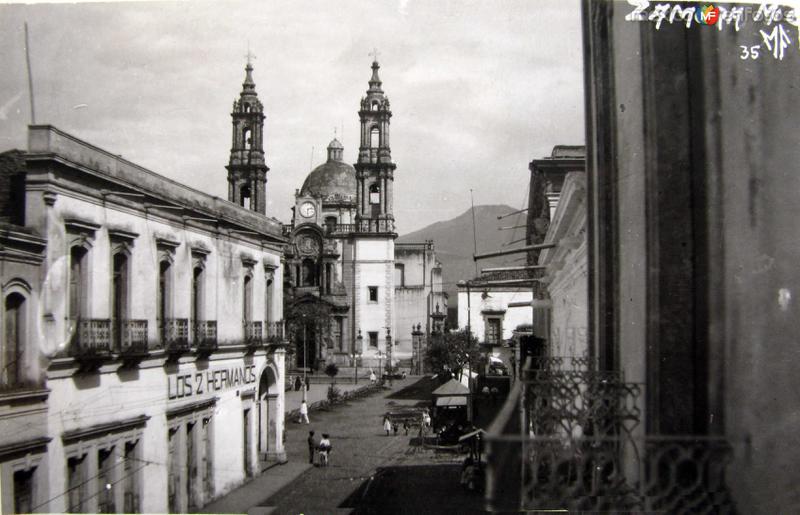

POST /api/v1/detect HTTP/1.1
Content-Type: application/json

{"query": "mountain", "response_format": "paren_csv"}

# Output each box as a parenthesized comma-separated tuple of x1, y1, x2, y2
(397, 204, 529, 315)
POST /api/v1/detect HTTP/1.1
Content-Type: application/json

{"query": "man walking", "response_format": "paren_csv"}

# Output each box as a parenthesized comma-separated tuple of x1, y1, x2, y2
(299, 399, 310, 424)
(307, 431, 316, 465)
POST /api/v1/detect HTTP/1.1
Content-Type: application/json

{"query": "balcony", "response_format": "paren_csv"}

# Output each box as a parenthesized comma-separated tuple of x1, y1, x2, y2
(70, 319, 112, 368)
(160, 318, 190, 357)
(193, 320, 218, 356)
(116, 319, 149, 359)
(244, 321, 263, 350)
(265, 320, 285, 344)
(328, 220, 395, 236)
(485, 357, 735, 513)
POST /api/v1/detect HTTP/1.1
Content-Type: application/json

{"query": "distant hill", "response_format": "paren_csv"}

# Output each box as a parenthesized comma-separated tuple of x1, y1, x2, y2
(397, 204, 529, 316)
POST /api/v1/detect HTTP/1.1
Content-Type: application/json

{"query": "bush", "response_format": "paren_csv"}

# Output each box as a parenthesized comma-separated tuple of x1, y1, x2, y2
(327, 384, 342, 404)
(324, 363, 339, 384)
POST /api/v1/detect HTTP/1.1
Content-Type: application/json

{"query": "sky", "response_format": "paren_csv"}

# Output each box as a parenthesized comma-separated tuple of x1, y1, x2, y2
(0, 0, 585, 234)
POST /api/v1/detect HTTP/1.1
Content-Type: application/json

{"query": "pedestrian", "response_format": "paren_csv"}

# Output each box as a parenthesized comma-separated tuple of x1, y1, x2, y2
(307, 431, 316, 465)
(403, 421, 410, 435)
(299, 399, 310, 424)
(393, 422, 399, 436)
(294, 376, 302, 391)
(305, 377, 310, 391)
(318, 433, 332, 467)
(370, 370, 377, 384)
(383, 416, 392, 436)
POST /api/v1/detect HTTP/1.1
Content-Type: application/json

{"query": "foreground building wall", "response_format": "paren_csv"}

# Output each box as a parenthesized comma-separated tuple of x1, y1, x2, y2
(0, 126, 287, 512)
(583, 1, 800, 512)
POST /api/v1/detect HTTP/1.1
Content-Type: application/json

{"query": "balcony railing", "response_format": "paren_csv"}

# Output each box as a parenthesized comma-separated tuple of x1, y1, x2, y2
(244, 321, 263, 348)
(193, 320, 218, 354)
(160, 318, 190, 355)
(117, 319, 149, 357)
(328, 220, 395, 236)
(485, 356, 735, 513)
(70, 319, 112, 361)
(265, 320, 285, 343)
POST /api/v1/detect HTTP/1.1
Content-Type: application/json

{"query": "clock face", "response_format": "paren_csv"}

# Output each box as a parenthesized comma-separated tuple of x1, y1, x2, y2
(300, 202, 316, 218)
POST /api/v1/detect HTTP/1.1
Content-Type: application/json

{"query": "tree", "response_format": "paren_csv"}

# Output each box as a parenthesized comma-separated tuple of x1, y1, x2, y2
(324, 363, 339, 385)
(424, 329, 482, 379)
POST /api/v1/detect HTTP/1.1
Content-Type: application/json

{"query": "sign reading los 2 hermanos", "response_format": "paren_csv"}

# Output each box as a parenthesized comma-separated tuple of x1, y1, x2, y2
(168, 364, 257, 400)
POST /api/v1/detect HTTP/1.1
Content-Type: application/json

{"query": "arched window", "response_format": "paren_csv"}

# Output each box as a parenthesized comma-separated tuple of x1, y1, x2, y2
(244, 103, 251, 113)
(240, 185, 252, 210)
(394, 264, 405, 287)
(370, 127, 380, 148)
(325, 216, 337, 234)
(191, 266, 204, 327)
(3, 293, 25, 386)
(243, 275, 253, 323)
(302, 259, 318, 287)
(371, 101, 379, 111)
(243, 127, 252, 150)
(369, 183, 381, 205)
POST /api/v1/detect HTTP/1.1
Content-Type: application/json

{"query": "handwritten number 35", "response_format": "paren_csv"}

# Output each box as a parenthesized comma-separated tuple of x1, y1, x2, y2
(740, 45, 761, 60)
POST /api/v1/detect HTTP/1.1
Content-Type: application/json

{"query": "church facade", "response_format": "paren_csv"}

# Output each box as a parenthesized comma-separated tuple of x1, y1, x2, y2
(226, 59, 446, 373)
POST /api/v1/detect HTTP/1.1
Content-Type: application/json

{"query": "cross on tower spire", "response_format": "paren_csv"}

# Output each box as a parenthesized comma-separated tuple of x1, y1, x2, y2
(369, 48, 380, 62)
(245, 42, 256, 65)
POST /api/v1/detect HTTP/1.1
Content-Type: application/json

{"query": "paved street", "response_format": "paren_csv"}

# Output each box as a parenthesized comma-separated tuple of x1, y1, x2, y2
(204, 376, 485, 515)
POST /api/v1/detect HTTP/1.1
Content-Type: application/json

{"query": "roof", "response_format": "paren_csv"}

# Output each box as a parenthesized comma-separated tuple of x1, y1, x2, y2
(550, 145, 586, 159)
(432, 378, 471, 396)
(436, 396, 467, 407)
(300, 160, 356, 201)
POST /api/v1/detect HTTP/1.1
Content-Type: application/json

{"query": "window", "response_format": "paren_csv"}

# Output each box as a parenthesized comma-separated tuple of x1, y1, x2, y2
(67, 454, 88, 513)
(97, 447, 116, 513)
(123, 441, 140, 513)
(369, 183, 380, 205)
(302, 259, 318, 287)
(337, 318, 344, 351)
(13, 468, 34, 514)
(191, 266, 204, 326)
(394, 264, 405, 287)
(243, 409, 252, 477)
(485, 318, 503, 345)
(243, 127, 252, 149)
(3, 293, 25, 386)
(371, 101, 379, 111)
(368, 331, 378, 348)
(69, 246, 87, 321)
(240, 184, 251, 210)
(264, 275, 273, 324)
(370, 127, 380, 148)
(243, 275, 253, 323)
(368, 286, 378, 302)
(112, 252, 129, 350)
(325, 216, 337, 233)
(158, 260, 171, 327)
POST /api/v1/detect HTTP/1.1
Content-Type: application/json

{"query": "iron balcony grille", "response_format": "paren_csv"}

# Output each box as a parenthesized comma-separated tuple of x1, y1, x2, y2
(70, 319, 112, 359)
(485, 356, 735, 513)
(328, 221, 395, 235)
(160, 318, 190, 354)
(265, 320, 285, 343)
(193, 320, 218, 353)
(117, 319, 148, 356)
(244, 321, 263, 347)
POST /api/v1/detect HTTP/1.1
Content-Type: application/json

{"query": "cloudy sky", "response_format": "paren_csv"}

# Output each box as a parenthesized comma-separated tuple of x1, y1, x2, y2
(0, 0, 584, 234)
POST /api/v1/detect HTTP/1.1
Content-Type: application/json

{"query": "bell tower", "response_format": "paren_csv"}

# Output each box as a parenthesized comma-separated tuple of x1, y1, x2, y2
(355, 56, 396, 235)
(227, 58, 268, 214)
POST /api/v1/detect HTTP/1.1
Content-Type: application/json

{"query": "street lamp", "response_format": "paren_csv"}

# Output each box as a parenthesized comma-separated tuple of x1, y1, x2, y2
(376, 350, 384, 384)
(353, 329, 363, 384)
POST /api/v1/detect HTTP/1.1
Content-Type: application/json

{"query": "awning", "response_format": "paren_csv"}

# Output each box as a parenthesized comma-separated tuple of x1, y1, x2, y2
(435, 396, 467, 407)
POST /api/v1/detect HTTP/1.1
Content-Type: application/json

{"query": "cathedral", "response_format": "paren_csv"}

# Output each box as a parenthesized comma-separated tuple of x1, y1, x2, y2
(225, 58, 446, 373)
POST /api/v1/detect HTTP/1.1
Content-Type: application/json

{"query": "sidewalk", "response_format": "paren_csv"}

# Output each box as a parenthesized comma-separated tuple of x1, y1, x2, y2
(284, 380, 367, 416)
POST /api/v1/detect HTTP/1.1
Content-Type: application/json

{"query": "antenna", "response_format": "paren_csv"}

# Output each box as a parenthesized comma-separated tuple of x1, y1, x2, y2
(24, 22, 36, 124)
(470, 189, 478, 277)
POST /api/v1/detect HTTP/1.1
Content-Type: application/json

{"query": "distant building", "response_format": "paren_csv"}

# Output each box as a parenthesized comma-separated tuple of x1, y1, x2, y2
(0, 125, 287, 513)
(270, 60, 446, 374)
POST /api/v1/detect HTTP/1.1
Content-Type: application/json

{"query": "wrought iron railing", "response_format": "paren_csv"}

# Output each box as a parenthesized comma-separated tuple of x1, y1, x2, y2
(244, 321, 263, 346)
(329, 220, 395, 235)
(485, 356, 735, 513)
(193, 320, 218, 353)
(160, 318, 190, 354)
(265, 320, 284, 343)
(117, 319, 148, 356)
(71, 319, 112, 359)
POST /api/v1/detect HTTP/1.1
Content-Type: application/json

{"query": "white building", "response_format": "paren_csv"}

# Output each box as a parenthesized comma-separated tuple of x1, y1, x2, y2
(0, 125, 287, 513)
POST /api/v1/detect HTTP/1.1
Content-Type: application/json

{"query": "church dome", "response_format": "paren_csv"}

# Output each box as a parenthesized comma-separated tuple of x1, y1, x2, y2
(300, 139, 356, 203)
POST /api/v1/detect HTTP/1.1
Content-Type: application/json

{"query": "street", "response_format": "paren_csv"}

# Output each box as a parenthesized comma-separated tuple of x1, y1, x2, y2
(207, 377, 486, 514)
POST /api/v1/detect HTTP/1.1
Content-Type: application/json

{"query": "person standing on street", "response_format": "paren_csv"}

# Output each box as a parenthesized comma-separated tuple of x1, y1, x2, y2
(318, 433, 332, 467)
(307, 431, 316, 465)
(370, 370, 377, 384)
(383, 416, 392, 436)
(300, 399, 310, 424)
